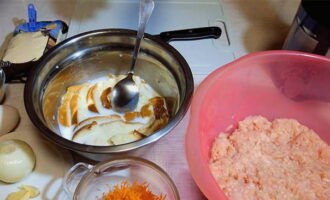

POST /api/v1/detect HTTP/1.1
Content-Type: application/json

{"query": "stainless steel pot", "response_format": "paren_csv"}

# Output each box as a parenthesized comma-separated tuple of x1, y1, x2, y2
(24, 27, 221, 161)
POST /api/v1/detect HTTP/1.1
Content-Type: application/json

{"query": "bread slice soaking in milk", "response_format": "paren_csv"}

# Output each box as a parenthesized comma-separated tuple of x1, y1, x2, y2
(92, 77, 116, 113)
(58, 85, 84, 127)
(57, 74, 169, 146)
(73, 120, 143, 146)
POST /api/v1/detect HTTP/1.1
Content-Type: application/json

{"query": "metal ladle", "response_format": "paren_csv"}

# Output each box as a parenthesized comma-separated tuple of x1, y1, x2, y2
(111, 0, 155, 113)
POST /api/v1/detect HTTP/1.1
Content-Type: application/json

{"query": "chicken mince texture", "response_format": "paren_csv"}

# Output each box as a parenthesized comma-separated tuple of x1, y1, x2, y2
(209, 116, 330, 200)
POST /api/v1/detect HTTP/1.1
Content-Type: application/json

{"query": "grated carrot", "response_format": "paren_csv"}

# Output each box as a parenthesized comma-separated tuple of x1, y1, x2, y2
(101, 181, 166, 200)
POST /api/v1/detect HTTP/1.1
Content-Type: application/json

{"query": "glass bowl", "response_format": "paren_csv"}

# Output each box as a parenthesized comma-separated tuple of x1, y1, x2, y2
(185, 50, 330, 200)
(63, 157, 179, 200)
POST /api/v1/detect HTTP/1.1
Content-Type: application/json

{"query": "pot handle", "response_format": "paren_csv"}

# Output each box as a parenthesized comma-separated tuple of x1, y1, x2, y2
(0, 61, 36, 83)
(156, 26, 221, 43)
(63, 162, 93, 199)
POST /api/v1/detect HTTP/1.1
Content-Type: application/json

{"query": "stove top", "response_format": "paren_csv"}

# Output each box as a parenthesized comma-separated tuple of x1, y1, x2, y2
(68, 0, 235, 85)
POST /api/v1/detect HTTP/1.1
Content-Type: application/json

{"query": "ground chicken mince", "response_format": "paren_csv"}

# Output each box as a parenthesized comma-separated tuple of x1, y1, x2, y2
(209, 116, 330, 200)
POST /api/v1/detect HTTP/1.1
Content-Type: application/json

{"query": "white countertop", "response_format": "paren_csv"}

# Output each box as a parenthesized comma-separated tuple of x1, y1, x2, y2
(0, 0, 301, 75)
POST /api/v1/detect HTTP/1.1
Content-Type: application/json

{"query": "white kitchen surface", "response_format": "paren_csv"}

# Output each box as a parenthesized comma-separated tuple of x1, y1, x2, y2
(0, 0, 301, 199)
(0, 0, 300, 84)
(68, 0, 234, 79)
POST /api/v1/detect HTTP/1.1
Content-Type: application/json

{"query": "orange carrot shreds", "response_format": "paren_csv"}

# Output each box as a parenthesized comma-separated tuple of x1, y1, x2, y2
(101, 181, 166, 200)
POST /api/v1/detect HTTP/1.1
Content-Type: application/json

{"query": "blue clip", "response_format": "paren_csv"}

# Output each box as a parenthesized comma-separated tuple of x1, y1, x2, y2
(28, 4, 37, 32)
(14, 4, 64, 39)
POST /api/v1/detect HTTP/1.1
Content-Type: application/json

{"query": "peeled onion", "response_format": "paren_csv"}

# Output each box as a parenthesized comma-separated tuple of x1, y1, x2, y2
(0, 139, 36, 183)
(0, 105, 20, 136)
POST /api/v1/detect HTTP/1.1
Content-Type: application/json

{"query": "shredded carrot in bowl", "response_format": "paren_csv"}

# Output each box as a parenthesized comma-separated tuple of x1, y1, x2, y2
(100, 181, 166, 200)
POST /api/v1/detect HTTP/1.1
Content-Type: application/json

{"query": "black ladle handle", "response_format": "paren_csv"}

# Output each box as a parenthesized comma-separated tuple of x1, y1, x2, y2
(157, 26, 221, 43)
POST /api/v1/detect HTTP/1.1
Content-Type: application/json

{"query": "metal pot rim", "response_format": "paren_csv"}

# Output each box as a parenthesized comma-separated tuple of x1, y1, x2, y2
(24, 28, 194, 154)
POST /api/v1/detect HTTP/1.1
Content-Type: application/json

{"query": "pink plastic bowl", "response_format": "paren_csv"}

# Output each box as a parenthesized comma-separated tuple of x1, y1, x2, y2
(185, 50, 330, 200)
